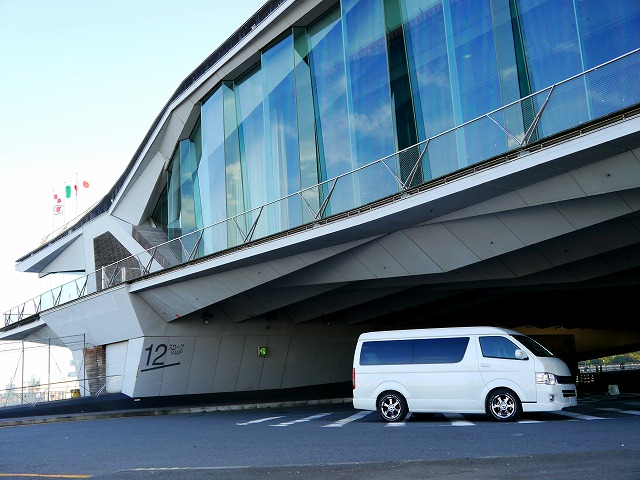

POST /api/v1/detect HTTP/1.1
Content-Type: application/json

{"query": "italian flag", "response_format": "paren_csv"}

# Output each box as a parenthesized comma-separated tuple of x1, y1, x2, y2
(65, 180, 90, 198)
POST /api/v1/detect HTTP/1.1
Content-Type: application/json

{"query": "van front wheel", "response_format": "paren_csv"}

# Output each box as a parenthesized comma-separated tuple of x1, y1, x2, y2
(378, 392, 408, 422)
(486, 388, 521, 422)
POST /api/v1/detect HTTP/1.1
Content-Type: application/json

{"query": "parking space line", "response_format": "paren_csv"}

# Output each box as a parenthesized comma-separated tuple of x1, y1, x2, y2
(270, 413, 332, 426)
(323, 411, 373, 427)
(599, 408, 640, 416)
(443, 413, 474, 426)
(236, 416, 285, 425)
(551, 410, 607, 420)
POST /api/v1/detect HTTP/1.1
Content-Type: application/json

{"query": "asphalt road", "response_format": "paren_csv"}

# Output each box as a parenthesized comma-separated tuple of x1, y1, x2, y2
(1, 393, 639, 479)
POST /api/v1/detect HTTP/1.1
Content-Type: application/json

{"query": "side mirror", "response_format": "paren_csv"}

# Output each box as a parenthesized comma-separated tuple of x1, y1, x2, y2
(515, 349, 528, 360)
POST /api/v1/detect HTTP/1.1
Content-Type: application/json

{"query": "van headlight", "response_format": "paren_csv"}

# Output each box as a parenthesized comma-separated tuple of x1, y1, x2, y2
(536, 372, 558, 385)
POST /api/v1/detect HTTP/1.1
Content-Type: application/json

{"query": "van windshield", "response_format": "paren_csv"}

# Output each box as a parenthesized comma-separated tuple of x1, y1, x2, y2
(511, 334, 555, 357)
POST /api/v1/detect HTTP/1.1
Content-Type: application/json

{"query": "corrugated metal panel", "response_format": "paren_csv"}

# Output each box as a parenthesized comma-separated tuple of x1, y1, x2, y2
(106, 341, 128, 393)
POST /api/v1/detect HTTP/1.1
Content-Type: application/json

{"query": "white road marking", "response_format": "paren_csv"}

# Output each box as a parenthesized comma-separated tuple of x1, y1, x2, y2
(551, 410, 607, 420)
(443, 413, 474, 426)
(599, 408, 640, 416)
(236, 416, 284, 425)
(270, 413, 332, 426)
(323, 411, 373, 427)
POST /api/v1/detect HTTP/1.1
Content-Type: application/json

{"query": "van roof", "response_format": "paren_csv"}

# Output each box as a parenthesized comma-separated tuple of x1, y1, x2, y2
(358, 326, 520, 341)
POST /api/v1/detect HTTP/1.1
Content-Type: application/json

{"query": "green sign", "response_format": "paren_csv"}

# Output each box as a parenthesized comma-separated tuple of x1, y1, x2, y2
(258, 346, 268, 357)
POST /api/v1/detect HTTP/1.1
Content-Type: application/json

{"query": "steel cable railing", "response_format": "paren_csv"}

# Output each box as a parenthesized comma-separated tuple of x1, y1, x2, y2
(3, 48, 639, 328)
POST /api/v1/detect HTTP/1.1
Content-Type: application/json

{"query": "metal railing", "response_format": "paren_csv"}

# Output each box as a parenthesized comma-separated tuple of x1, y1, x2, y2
(0, 376, 123, 408)
(3, 48, 640, 327)
(0, 335, 86, 408)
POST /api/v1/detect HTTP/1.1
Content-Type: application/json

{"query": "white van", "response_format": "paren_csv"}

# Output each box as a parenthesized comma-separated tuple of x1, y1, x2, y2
(352, 326, 577, 422)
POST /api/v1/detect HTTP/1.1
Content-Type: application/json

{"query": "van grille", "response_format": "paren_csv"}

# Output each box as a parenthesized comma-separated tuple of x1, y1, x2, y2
(562, 389, 577, 397)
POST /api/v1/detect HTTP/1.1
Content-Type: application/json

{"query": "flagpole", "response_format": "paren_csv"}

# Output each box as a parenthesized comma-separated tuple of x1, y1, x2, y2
(75, 173, 78, 218)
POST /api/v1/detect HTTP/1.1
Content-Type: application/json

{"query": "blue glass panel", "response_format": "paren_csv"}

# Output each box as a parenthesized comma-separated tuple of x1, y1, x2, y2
(293, 27, 321, 223)
(403, 0, 454, 140)
(201, 87, 229, 253)
(517, 0, 582, 91)
(178, 135, 201, 260)
(179, 138, 197, 236)
(402, 0, 452, 180)
(222, 81, 244, 239)
(450, 0, 504, 167)
(576, 0, 640, 68)
(576, 0, 640, 123)
(342, 0, 397, 204)
(235, 67, 266, 237)
(307, 7, 353, 215)
(167, 149, 181, 240)
(263, 34, 303, 232)
(517, 0, 587, 137)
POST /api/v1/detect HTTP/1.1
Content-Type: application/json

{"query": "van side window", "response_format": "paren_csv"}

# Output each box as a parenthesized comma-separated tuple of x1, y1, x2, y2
(360, 337, 469, 365)
(360, 340, 412, 365)
(479, 336, 520, 359)
(414, 337, 469, 364)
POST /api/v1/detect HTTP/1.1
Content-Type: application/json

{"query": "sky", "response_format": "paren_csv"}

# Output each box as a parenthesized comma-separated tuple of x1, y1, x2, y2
(0, 0, 267, 318)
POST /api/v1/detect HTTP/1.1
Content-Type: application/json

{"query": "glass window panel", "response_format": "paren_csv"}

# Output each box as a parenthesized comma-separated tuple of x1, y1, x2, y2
(576, 0, 640, 123)
(385, 0, 419, 184)
(401, 0, 453, 181)
(450, 0, 504, 167)
(403, 0, 454, 139)
(480, 336, 520, 360)
(307, 7, 353, 215)
(235, 67, 266, 239)
(517, 0, 596, 137)
(179, 137, 197, 236)
(263, 34, 303, 232)
(450, 0, 501, 121)
(342, 0, 397, 204)
(517, 0, 582, 92)
(201, 87, 229, 253)
(293, 27, 321, 223)
(222, 82, 245, 247)
(361, 340, 413, 365)
(167, 149, 181, 240)
(151, 184, 168, 233)
(413, 337, 469, 363)
(576, 0, 640, 68)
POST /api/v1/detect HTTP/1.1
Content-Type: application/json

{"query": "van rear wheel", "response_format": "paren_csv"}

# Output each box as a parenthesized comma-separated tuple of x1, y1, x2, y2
(378, 392, 408, 422)
(486, 388, 521, 422)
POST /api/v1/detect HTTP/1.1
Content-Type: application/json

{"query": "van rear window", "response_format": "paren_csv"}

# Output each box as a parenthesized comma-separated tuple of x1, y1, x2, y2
(360, 337, 469, 365)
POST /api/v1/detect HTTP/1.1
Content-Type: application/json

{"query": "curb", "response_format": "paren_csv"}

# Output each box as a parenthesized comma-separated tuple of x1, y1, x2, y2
(0, 397, 353, 427)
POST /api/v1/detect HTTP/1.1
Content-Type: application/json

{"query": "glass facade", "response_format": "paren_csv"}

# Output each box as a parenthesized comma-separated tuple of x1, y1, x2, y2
(154, 0, 640, 255)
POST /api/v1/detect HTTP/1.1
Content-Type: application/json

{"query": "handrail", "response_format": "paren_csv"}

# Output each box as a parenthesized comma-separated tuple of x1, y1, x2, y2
(0, 375, 124, 408)
(3, 48, 639, 328)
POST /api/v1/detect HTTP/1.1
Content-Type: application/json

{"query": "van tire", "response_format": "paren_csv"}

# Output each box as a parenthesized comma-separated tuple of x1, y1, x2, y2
(377, 391, 408, 422)
(486, 388, 521, 422)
